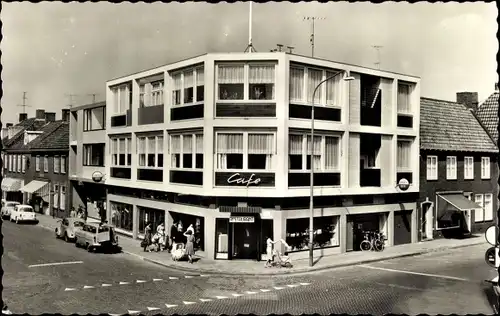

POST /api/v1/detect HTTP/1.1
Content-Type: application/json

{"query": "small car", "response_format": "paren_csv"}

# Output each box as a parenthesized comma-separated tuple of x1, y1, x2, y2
(1, 201, 20, 219)
(75, 222, 119, 252)
(9, 205, 37, 224)
(55, 217, 85, 242)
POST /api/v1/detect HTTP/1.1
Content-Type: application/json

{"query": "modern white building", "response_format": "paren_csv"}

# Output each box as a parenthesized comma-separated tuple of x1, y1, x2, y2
(103, 52, 421, 261)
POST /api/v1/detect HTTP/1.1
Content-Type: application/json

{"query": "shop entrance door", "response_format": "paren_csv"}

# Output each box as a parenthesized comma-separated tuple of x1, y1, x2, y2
(232, 222, 257, 260)
(394, 210, 412, 245)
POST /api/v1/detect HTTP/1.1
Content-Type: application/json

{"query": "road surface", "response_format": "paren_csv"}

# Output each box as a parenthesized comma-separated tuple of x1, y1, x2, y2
(2, 219, 497, 315)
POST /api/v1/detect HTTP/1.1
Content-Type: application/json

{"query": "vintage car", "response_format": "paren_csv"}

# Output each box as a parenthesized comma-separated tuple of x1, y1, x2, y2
(9, 205, 37, 224)
(55, 217, 85, 242)
(1, 201, 20, 219)
(75, 222, 119, 252)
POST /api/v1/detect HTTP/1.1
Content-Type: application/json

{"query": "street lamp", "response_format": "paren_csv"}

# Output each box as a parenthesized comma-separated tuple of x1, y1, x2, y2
(309, 71, 355, 267)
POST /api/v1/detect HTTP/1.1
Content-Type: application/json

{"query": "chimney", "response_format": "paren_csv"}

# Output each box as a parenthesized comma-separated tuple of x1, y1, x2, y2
(456, 92, 479, 112)
(35, 109, 46, 120)
(18, 113, 28, 123)
(44, 112, 56, 122)
(62, 109, 70, 122)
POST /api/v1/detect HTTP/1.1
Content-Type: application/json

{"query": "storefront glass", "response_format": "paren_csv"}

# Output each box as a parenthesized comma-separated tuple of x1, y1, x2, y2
(215, 218, 229, 259)
(110, 201, 133, 232)
(138, 206, 165, 235)
(286, 216, 340, 252)
(169, 211, 204, 251)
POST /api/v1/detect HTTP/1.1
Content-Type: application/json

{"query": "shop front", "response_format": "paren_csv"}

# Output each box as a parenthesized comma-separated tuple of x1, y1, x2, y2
(285, 216, 340, 253)
(168, 211, 205, 251)
(436, 192, 480, 238)
(110, 201, 134, 234)
(1, 177, 23, 202)
(347, 212, 388, 251)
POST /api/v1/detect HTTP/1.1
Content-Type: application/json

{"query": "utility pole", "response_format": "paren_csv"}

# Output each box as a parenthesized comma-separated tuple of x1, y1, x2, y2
(304, 16, 325, 58)
(372, 45, 384, 69)
(17, 92, 31, 113)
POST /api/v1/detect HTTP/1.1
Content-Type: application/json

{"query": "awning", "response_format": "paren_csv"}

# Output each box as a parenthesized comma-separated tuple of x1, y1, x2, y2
(437, 193, 482, 211)
(219, 206, 261, 213)
(20, 180, 49, 194)
(1, 178, 22, 192)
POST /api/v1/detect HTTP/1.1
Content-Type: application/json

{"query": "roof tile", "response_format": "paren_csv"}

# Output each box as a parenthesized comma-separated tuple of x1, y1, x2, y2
(476, 91, 499, 144)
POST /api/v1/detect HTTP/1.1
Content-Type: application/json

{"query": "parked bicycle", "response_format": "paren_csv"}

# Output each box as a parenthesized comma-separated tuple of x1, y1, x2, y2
(360, 231, 385, 252)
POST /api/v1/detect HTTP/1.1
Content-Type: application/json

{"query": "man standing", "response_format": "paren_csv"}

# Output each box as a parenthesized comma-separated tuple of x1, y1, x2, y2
(169, 221, 178, 252)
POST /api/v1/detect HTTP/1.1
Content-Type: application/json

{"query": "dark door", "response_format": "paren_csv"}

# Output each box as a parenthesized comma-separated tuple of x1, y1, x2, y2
(394, 210, 412, 245)
(346, 218, 354, 252)
(232, 222, 257, 259)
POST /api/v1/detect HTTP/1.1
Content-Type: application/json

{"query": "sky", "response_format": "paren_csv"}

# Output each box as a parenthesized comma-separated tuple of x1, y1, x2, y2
(1, 2, 498, 124)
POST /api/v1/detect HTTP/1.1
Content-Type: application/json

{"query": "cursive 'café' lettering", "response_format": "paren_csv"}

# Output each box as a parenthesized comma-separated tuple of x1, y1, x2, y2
(227, 173, 261, 186)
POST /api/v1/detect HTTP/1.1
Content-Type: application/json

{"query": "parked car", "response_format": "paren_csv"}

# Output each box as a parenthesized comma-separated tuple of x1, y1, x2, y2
(75, 222, 119, 252)
(55, 217, 85, 242)
(9, 205, 37, 224)
(1, 201, 20, 219)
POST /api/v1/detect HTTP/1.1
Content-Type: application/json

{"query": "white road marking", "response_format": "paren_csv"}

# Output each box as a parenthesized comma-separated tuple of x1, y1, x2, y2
(165, 304, 178, 308)
(185, 275, 195, 279)
(83, 285, 95, 289)
(136, 280, 146, 283)
(153, 278, 163, 282)
(183, 301, 196, 305)
(287, 284, 299, 288)
(200, 298, 212, 302)
(260, 289, 271, 292)
(215, 295, 228, 299)
(127, 310, 140, 315)
(300, 282, 311, 286)
(147, 307, 160, 311)
(64, 288, 76, 291)
(28, 261, 83, 268)
(274, 286, 285, 290)
(359, 264, 470, 281)
(246, 291, 257, 295)
(102, 284, 112, 287)
(169, 276, 179, 280)
(199, 274, 210, 277)
(231, 293, 244, 297)
(374, 282, 426, 292)
(119, 282, 130, 285)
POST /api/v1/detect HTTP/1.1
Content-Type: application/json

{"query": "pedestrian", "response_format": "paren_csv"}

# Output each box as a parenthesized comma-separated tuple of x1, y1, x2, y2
(265, 236, 279, 267)
(186, 223, 195, 235)
(170, 221, 178, 252)
(183, 230, 195, 264)
(157, 222, 166, 251)
(141, 222, 153, 252)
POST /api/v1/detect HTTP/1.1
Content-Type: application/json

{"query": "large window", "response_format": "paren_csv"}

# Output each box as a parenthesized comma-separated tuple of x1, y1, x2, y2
(475, 193, 494, 222)
(138, 206, 164, 236)
(54, 156, 60, 173)
(137, 134, 164, 168)
(396, 139, 412, 171)
(139, 80, 164, 107)
(288, 134, 340, 171)
(464, 156, 474, 180)
(84, 107, 105, 131)
(216, 132, 275, 171)
(397, 82, 412, 114)
(21, 155, 26, 173)
(446, 156, 457, 180)
(170, 133, 204, 169)
(481, 157, 491, 179)
(61, 156, 66, 174)
(83, 144, 105, 166)
(289, 65, 344, 106)
(217, 64, 276, 101)
(110, 136, 132, 167)
(171, 67, 204, 106)
(169, 211, 204, 251)
(286, 216, 340, 252)
(426, 156, 437, 180)
(111, 83, 132, 115)
(110, 201, 133, 232)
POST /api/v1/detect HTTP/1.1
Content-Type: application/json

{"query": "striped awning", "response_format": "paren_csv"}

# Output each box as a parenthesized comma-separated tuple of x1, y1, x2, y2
(219, 206, 261, 213)
(1, 178, 22, 192)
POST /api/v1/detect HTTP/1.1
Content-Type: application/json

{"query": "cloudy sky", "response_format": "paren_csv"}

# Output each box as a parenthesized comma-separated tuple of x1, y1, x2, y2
(1, 2, 497, 124)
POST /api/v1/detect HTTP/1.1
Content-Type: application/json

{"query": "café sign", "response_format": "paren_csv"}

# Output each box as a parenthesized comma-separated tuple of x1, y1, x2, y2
(229, 216, 255, 223)
(227, 173, 261, 187)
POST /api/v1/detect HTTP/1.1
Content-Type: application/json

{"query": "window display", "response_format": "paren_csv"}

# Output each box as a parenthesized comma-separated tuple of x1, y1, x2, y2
(110, 202, 133, 232)
(285, 216, 339, 252)
(215, 218, 229, 259)
(138, 206, 165, 236)
(169, 211, 204, 251)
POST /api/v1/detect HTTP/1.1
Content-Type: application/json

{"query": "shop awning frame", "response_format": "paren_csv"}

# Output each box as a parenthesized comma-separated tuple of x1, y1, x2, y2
(219, 206, 262, 213)
(1, 178, 23, 192)
(20, 180, 49, 194)
(437, 193, 482, 211)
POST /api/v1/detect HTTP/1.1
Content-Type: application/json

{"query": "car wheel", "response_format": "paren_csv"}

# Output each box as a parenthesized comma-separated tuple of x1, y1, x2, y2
(64, 233, 69, 242)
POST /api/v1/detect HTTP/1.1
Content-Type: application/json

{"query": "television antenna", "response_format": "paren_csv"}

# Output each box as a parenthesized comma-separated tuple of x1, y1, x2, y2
(64, 94, 79, 108)
(17, 91, 32, 113)
(87, 93, 100, 103)
(303, 16, 326, 58)
(372, 45, 384, 69)
(244, 2, 257, 53)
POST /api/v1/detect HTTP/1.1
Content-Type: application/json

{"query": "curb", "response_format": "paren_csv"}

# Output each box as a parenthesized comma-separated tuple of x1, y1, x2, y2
(123, 240, 486, 277)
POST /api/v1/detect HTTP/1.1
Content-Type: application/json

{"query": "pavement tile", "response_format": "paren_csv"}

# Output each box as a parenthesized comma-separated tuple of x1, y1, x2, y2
(33, 213, 487, 276)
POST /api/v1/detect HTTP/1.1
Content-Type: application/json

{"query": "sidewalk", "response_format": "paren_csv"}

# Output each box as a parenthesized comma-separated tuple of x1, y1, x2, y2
(35, 213, 488, 276)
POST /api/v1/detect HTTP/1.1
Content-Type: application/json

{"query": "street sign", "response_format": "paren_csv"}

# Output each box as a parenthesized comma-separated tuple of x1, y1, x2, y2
(229, 216, 255, 223)
(485, 225, 497, 246)
(485, 246, 496, 268)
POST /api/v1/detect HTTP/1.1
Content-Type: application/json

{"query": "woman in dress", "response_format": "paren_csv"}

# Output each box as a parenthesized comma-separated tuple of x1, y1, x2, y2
(183, 230, 195, 264)
(142, 222, 153, 252)
(265, 236, 279, 267)
(157, 222, 166, 251)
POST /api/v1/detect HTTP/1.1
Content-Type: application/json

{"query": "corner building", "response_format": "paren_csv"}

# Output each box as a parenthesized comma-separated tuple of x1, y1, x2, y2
(104, 52, 421, 261)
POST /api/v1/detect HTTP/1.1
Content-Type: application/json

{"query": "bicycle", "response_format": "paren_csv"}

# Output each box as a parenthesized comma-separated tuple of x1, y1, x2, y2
(360, 231, 385, 252)
(372, 232, 385, 252)
(360, 231, 373, 251)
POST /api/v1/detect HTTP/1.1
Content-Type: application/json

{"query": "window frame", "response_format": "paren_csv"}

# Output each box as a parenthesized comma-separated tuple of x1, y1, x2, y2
(60, 155, 66, 174)
(474, 193, 484, 222)
(215, 63, 277, 102)
(397, 81, 413, 115)
(289, 64, 345, 108)
(35, 155, 40, 172)
(426, 155, 438, 180)
(464, 156, 474, 180)
(288, 133, 341, 173)
(83, 107, 106, 131)
(446, 156, 457, 180)
(43, 156, 49, 173)
(110, 83, 132, 116)
(170, 66, 204, 107)
(137, 133, 164, 169)
(396, 139, 413, 171)
(481, 157, 491, 179)
(110, 135, 132, 167)
(21, 155, 26, 173)
(16, 155, 21, 173)
(214, 131, 277, 172)
(54, 156, 60, 174)
(170, 133, 204, 170)
(139, 80, 165, 108)
(484, 193, 494, 221)
(83, 144, 105, 167)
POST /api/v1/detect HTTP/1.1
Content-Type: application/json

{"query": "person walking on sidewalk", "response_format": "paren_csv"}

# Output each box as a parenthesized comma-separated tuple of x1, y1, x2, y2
(157, 222, 167, 251)
(183, 230, 195, 264)
(141, 222, 153, 252)
(170, 221, 178, 252)
(265, 236, 279, 267)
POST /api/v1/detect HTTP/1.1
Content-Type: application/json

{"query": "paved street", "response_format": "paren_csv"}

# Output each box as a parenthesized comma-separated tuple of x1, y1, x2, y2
(3, 219, 497, 315)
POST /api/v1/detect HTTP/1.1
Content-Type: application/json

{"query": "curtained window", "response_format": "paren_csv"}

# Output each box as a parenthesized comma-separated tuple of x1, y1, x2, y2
(289, 67, 305, 102)
(481, 157, 491, 179)
(218, 65, 245, 100)
(475, 194, 484, 222)
(54, 156, 60, 173)
(110, 136, 131, 167)
(195, 134, 204, 168)
(183, 134, 193, 169)
(464, 156, 474, 179)
(184, 70, 194, 104)
(171, 67, 204, 106)
(446, 156, 457, 180)
(326, 71, 342, 107)
(138, 137, 146, 167)
(397, 83, 411, 113)
(151, 81, 164, 106)
(196, 68, 204, 102)
(171, 135, 181, 168)
(171, 133, 203, 169)
(248, 133, 274, 169)
(325, 136, 340, 170)
(249, 65, 275, 100)
(397, 140, 412, 170)
(288, 135, 304, 170)
(290, 65, 343, 106)
(307, 68, 323, 104)
(139, 84, 146, 107)
(426, 156, 437, 180)
(306, 135, 322, 170)
(216, 133, 244, 169)
(172, 73, 182, 105)
(289, 134, 340, 172)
